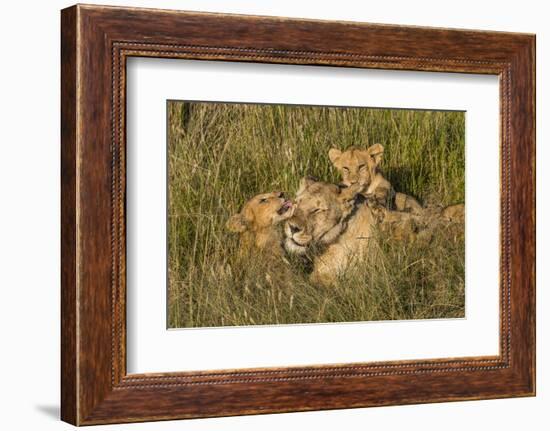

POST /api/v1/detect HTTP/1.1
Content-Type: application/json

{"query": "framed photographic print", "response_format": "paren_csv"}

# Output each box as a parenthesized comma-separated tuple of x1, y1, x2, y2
(61, 4, 535, 425)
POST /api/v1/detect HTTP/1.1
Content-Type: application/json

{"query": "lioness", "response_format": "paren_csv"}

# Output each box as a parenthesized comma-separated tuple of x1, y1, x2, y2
(226, 192, 294, 256)
(284, 177, 376, 286)
(328, 145, 423, 214)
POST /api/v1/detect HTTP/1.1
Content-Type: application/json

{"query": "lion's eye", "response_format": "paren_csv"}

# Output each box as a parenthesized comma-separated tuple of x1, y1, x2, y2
(259, 198, 268, 204)
(342, 167, 349, 172)
(310, 208, 323, 214)
(358, 164, 366, 171)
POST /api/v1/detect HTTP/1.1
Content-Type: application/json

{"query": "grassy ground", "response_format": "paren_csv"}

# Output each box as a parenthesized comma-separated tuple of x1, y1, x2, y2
(167, 101, 465, 328)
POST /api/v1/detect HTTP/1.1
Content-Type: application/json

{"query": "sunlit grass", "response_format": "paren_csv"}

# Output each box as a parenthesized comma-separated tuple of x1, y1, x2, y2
(167, 101, 465, 328)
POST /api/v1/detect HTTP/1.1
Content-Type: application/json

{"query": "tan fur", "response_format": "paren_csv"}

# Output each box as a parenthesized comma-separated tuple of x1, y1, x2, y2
(374, 208, 419, 242)
(284, 178, 375, 285)
(440, 203, 465, 223)
(329, 145, 423, 214)
(377, 203, 465, 244)
(226, 191, 294, 257)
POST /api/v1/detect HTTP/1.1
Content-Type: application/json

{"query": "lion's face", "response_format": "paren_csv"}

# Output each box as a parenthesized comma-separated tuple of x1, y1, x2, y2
(284, 178, 357, 255)
(328, 144, 384, 188)
(227, 192, 294, 233)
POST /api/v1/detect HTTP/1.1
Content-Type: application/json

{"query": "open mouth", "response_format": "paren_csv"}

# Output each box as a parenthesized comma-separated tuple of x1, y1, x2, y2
(277, 200, 293, 215)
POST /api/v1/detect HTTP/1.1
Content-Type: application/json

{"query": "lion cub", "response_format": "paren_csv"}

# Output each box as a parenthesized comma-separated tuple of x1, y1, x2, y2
(328, 145, 423, 214)
(226, 191, 294, 256)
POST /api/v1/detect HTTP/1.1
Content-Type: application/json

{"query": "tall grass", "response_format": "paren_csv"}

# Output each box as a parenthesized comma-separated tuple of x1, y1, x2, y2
(168, 101, 465, 328)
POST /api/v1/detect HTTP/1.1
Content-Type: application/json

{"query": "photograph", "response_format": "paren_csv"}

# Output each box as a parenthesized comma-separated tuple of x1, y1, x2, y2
(167, 101, 466, 328)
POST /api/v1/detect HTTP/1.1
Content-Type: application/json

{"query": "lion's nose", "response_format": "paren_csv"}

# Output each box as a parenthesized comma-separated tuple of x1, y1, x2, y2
(289, 223, 302, 234)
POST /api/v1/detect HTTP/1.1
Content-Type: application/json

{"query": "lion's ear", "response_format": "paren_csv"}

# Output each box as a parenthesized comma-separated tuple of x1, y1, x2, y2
(338, 191, 359, 215)
(226, 213, 248, 233)
(366, 144, 384, 166)
(328, 148, 342, 165)
(297, 176, 317, 195)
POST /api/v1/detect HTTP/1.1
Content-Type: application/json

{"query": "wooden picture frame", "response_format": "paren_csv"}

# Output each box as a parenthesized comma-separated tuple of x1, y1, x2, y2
(61, 4, 535, 425)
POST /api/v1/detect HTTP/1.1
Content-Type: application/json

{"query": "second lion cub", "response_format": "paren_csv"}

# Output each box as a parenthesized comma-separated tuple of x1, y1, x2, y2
(328, 144, 423, 214)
